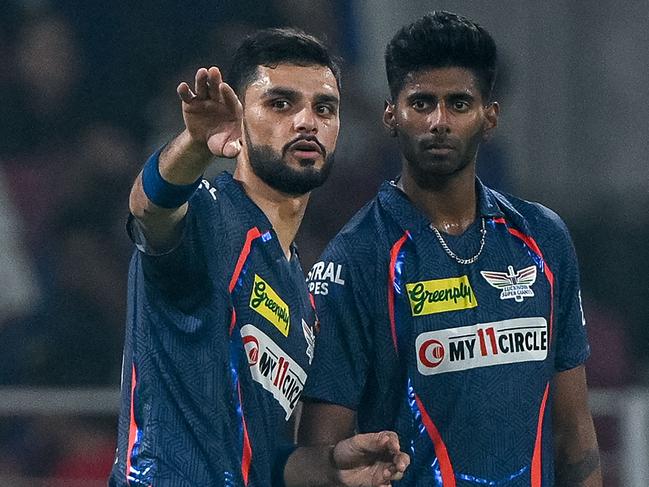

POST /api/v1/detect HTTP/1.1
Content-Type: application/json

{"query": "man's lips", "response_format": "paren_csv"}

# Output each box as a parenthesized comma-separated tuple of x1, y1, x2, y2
(422, 141, 457, 155)
(289, 140, 323, 154)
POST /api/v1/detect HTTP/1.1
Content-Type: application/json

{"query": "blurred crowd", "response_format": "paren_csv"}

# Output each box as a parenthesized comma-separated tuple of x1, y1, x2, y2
(0, 1, 643, 484)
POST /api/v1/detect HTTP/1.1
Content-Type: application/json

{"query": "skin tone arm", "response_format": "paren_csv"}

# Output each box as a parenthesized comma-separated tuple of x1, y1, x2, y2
(129, 66, 242, 250)
(285, 431, 409, 487)
(553, 365, 602, 486)
(295, 402, 391, 486)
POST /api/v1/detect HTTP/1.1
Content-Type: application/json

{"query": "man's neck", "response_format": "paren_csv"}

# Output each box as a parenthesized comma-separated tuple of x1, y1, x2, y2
(399, 166, 477, 236)
(234, 163, 308, 259)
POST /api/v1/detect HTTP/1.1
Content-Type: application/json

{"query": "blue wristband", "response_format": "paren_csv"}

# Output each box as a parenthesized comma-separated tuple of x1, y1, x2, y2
(141, 148, 202, 208)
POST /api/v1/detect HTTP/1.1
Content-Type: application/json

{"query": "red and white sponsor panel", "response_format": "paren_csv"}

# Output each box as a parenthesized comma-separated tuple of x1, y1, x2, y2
(416, 317, 548, 375)
(241, 324, 307, 419)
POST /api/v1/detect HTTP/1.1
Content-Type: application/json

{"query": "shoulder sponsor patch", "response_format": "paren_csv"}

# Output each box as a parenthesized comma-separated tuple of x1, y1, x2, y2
(249, 274, 290, 336)
(480, 265, 537, 302)
(406, 275, 477, 316)
(241, 324, 306, 419)
(307, 261, 345, 296)
(416, 317, 548, 375)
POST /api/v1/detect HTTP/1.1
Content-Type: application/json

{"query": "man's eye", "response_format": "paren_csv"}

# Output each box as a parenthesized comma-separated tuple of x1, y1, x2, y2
(272, 100, 290, 110)
(316, 105, 335, 116)
(454, 101, 470, 111)
(412, 100, 430, 111)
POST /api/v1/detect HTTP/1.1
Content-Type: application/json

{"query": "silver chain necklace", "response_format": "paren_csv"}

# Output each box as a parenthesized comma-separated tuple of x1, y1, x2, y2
(429, 217, 486, 265)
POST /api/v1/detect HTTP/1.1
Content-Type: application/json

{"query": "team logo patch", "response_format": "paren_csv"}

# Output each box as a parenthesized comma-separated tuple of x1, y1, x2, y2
(416, 317, 548, 375)
(406, 276, 477, 316)
(302, 319, 315, 365)
(249, 274, 290, 336)
(241, 324, 306, 419)
(481, 265, 537, 302)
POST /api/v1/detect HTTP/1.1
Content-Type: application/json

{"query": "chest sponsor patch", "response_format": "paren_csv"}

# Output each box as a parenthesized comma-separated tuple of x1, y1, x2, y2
(241, 324, 306, 419)
(416, 317, 548, 375)
(249, 274, 290, 336)
(480, 265, 537, 302)
(406, 275, 477, 316)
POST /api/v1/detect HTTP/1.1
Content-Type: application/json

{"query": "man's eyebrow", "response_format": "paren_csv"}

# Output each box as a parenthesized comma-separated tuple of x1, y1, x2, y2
(261, 87, 300, 99)
(261, 87, 339, 105)
(314, 93, 340, 105)
(405, 91, 437, 104)
(405, 90, 476, 103)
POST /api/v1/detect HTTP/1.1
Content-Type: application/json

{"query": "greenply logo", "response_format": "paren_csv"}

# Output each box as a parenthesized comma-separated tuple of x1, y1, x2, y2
(406, 276, 477, 316)
(250, 274, 290, 336)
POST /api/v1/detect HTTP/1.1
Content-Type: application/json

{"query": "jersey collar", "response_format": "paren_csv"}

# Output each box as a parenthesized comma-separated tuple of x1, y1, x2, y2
(215, 172, 299, 258)
(378, 177, 505, 236)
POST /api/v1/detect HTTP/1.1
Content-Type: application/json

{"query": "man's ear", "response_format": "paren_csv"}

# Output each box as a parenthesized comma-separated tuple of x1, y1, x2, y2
(383, 100, 398, 137)
(482, 101, 500, 141)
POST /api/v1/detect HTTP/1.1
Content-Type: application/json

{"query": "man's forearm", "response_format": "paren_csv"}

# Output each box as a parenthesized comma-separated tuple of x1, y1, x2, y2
(555, 441, 602, 486)
(157, 130, 213, 184)
(129, 131, 213, 250)
(283, 445, 338, 487)
(555, 447, 601, 486)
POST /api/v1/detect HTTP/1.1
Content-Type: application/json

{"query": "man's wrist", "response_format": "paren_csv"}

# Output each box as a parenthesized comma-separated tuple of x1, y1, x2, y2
(158, 130, 213, 184)
(142, 148, 202, 209)
(326, 444, 340, 485)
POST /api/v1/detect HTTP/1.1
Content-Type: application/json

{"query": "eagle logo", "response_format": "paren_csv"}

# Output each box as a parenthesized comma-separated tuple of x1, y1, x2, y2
(480, 265, 537, 302)
(302, 319, 315, 365)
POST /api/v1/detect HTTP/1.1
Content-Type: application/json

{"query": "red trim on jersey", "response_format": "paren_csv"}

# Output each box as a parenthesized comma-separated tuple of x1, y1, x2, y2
(415, 394, 456, 487)
(531, 382, 550, 486)
(388, 232, 410, 353)
(228, 227, 263, 335)
(238, 381, 253, 485)
(126, 364, 138, 481)
(494, 218, 556, 484)
(493, 219, 556, 340)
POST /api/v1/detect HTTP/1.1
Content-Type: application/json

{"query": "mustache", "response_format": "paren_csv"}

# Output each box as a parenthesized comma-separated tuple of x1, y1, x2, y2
(283, 135, 326, 156)
(418, 135, 459, 149)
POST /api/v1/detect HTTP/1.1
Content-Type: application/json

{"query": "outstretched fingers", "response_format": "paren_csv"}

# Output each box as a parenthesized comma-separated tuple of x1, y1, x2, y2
(194, 67, 209, 100)
(177, 81, 195, 103)
(176, 67, 221, 103)
(206, 66, 224, 102)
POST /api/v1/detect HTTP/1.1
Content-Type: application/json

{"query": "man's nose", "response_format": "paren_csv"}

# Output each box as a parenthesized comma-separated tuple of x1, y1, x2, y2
(293, 107, 318, 134)
(429, 104, 451, 134)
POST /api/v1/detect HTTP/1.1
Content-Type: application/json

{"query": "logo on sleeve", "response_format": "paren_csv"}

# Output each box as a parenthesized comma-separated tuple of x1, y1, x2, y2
(241, 324, 306, 419)
(416, 317, 548, 375)
(480, 265, 537, 302)
(406, 276, 477, 316)
(307, 261, 345, 296)
(249, 274, 290, 336)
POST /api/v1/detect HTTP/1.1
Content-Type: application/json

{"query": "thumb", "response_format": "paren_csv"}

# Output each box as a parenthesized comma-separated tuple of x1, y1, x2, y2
(222, 139, 242, 158)
(208, 138, 241, 158)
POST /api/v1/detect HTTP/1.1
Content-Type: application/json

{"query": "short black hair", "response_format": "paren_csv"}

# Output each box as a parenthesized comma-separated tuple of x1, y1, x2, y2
(228, 27, 341, 98)
(385, 11, 497, 101)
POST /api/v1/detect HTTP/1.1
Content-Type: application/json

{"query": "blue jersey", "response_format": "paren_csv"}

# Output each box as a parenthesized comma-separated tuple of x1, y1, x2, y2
(110, 172, 316, 486)
(304, 180, 590, 487)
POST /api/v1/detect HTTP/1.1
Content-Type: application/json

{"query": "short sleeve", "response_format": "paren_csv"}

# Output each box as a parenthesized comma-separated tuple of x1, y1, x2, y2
(550, 216, 591, 372)
(303, 239, 371, 410)
(128, 181, 225, 317)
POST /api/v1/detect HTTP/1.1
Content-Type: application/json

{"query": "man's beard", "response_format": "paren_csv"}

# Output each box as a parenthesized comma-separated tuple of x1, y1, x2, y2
(245, 128, 334, 196)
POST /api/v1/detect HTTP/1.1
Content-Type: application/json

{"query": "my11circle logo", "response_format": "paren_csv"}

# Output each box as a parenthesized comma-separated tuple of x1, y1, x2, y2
(418, 339, 445, 368)
(415, 318, 548, 375)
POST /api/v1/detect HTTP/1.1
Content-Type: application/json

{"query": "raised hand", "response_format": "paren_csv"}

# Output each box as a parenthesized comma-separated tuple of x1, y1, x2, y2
(332, 431, 410, 487)
(177, 66, 243, 158)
